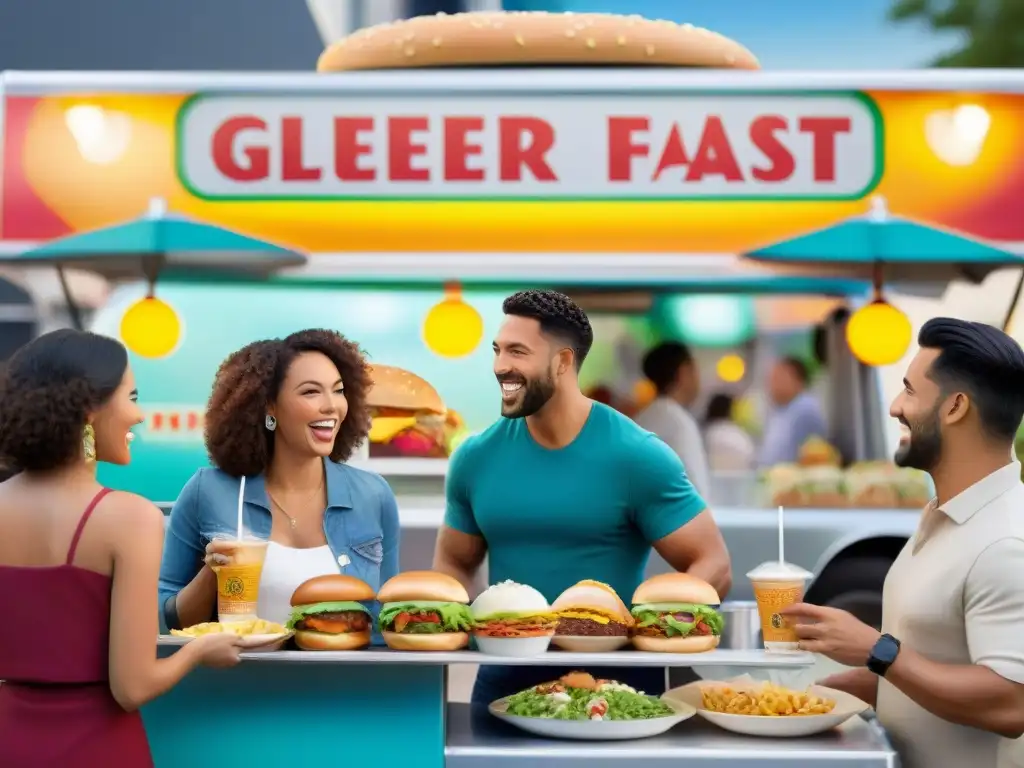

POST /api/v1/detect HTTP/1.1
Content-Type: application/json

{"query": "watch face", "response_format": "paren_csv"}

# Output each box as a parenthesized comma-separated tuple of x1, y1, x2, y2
(875, 636, 899, 664)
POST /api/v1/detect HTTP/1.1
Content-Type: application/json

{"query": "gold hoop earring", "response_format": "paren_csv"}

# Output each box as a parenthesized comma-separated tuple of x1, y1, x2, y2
(83, 424, 97, 463)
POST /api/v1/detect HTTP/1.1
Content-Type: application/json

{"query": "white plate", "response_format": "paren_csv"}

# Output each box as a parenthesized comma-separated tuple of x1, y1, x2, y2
(159, 632, 292, 652)
(664, 676, 869, 737)
(474, 634, 553, 657)
(551, 635, 630, 653)
(489, 696, 696, 741)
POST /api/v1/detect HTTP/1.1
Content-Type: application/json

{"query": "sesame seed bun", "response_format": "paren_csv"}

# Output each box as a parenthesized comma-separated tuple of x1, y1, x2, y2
(367, 364, 446, 416)
(317, 12, 759, 73)
(377, 570, 470, 604)
(631, 573, 721, 606)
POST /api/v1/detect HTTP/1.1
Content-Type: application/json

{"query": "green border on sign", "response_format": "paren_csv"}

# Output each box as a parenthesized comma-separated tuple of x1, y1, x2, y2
(174, 89, 885, 203)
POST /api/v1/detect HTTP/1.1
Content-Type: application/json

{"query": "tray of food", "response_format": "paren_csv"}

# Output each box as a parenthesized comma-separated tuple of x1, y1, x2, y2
(162, 618, 292, 651)
(490, 671, 696, 741)
(664, 676, 869, 737)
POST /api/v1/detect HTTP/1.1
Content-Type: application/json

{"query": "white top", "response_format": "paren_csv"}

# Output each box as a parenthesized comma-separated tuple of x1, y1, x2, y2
(635, 396, 711, 500)
(256, 542, 342, 626)
(877, 461, 1024, 768)
(705, 421, 757, 473)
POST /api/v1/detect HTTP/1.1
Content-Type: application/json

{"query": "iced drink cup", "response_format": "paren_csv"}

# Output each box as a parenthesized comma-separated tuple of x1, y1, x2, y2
(746, 561, 813, 653)
(211, 537, 269, 623)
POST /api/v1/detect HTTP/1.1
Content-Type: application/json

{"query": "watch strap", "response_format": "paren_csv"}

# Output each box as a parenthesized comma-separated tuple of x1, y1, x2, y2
(867, 633, 901, 677)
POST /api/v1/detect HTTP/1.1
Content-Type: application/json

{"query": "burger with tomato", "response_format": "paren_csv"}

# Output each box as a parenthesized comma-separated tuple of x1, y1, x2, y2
(377, 570, 474, 651)
(366, 364, 449, 459)
(630, 573, 724, 653)
(286, 574, 375, 651)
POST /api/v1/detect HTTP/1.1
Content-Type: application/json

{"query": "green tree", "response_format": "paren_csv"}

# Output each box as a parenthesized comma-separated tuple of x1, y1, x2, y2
(889, 0, 1024, 66)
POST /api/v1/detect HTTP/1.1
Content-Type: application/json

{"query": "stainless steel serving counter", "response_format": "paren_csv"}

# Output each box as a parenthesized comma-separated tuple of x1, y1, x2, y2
(446, 704, 899, 768)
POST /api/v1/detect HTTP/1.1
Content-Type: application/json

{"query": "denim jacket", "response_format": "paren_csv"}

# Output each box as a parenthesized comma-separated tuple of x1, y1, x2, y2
(158, 459, 400, 638)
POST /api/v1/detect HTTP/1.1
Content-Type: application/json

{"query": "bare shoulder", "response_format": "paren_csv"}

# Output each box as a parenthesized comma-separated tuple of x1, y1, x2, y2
(95, 491, 165, 534)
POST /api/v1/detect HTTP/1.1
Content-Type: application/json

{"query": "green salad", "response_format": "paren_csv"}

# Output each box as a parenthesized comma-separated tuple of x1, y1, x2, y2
(504, 677, 675, 721)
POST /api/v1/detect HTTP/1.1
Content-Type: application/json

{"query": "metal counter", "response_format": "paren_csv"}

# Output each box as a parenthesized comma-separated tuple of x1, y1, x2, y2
(446, 704, 899, 768)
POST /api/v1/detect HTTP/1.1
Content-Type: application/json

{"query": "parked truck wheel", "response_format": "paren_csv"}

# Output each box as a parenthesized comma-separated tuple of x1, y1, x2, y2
(805, 556, 895, 630)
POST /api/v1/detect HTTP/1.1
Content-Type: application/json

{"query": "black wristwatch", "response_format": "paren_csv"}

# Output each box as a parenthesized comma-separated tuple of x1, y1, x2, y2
(867, 633, 901, 677)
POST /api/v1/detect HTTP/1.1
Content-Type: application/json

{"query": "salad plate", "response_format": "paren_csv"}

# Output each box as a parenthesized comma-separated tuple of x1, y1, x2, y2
(489, 674, 696, 741)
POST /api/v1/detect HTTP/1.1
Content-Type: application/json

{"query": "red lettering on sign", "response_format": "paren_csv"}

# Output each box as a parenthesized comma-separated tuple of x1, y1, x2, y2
(389, 117, 430, 181)
(608, 117, 649, 182)
(799, 117, 851, 182)
(211, 116, 269, 181)
(187, 412, 199, 431)
(169, 413, 181, 431)
(750, 115, 795, 183)
(281, 116, 321, 181)
(152, 413, 163, 431)
(444, 117, 484, 182)
(652, 125, 688, 181)
(499, 117, 556, 182)
(686, 116, 742, 182)
(334, 117, 375, 181)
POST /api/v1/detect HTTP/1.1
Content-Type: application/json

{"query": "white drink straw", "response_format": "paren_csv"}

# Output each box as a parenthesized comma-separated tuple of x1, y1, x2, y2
(236, 476, 246, 540)
(777, 505, 785, 564)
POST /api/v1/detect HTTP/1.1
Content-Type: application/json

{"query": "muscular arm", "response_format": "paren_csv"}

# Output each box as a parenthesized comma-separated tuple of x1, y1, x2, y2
(652, 510, 732, 598)
(432, 525, 487, 594)
(433, 438, 487, 594)
(632, 435, 732, 598)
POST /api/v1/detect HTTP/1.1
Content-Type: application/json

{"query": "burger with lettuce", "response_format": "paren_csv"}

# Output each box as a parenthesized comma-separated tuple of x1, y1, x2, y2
(377, 571, 474, 651)
(287, 574, 375, 651)
(630, 573, 724, 653)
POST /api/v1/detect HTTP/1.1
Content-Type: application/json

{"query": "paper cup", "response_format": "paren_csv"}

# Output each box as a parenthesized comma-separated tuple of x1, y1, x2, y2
(211, 537, 269, 623)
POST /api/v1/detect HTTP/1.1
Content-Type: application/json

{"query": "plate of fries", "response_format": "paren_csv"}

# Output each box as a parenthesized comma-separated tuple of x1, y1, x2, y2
(163, 618, 292, 652)
(664, 675, 869, 737)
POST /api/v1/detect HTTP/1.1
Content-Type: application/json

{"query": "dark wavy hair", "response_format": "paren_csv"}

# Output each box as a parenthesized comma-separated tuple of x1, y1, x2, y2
(0, 329, 128, 472)
(204, 330, 373, 477)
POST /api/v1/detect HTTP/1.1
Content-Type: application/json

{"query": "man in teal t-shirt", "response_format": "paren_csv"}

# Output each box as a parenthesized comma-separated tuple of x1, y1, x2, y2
(432, 290, 732, 706)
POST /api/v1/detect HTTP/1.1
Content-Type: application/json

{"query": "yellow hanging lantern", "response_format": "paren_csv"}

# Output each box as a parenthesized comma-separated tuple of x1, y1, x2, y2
(119, 295, 182, 358)
(422, 282, 484, 358)
(846, 299, 912, 367)
(715, 354, 746, 383)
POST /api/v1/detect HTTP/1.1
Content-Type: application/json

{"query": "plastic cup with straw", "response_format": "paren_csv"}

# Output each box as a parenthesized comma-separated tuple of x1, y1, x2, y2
(745, 505, 813, 653)
(213, 475, 269, 623)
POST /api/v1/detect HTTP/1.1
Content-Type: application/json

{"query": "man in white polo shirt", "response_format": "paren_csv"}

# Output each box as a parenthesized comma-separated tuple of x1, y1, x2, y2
(782, 318, 1024, 768)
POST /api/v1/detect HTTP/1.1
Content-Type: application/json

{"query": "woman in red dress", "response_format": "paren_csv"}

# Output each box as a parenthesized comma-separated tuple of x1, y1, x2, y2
(0, 329, 243, 767)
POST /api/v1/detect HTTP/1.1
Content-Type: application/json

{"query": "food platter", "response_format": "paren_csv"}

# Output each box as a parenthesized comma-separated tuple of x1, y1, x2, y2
(664, 677, 870, 737)
(488, 696, 696, 741)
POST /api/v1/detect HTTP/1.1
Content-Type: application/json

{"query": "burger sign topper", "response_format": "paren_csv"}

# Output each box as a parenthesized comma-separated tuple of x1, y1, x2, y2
(175, 12, 881, 203)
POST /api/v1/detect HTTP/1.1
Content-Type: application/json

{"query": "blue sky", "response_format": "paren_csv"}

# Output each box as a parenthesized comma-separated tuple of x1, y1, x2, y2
(551, 0, 962, 69)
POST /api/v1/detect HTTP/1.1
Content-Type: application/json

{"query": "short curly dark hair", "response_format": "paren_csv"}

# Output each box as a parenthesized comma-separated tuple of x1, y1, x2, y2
(204, 329, 373, 477)
(0, 329, 128, 472)
(502, 289, 594, 369)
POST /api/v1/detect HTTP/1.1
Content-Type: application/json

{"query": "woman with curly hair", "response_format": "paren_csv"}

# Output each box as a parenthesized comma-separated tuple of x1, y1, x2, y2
(0, 330, 241, 768)
(158, 329, 400, 633)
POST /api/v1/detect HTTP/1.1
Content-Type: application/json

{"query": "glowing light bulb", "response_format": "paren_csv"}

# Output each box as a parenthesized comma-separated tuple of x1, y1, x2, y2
(716, 354, 746, 383)
(846, 300, 912, 367)
(422, 284, 484, 358)
(119, 296, 182, 359)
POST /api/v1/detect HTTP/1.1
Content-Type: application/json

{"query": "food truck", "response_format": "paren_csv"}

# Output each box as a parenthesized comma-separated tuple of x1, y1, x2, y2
(3, 50, 1024, 765)
(3, 64, 1022, 633)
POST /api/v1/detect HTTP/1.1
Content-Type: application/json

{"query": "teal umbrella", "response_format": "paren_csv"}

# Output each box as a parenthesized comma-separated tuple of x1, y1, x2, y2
(0, 198, 306, 328)
(744, 196, 1023, 284)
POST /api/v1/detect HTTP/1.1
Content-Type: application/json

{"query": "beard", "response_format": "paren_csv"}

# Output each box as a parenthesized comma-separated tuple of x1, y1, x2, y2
(894, 407, 943, 471)
(499, 370, 556, 419)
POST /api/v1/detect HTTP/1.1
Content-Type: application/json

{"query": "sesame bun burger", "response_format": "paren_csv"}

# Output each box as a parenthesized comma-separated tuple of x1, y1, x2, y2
(470, 580, 558, 657)
(377, 571, 473, 651)
(630, 573, 724, 653)
(366, 364, 448, 459)
(317, 11, 759, 72)
(551, 580, 633, 652)
(286, 574, 375, 651)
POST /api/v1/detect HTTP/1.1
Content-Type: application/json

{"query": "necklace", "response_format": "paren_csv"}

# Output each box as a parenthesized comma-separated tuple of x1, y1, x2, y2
(266, 479, 324, 530)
